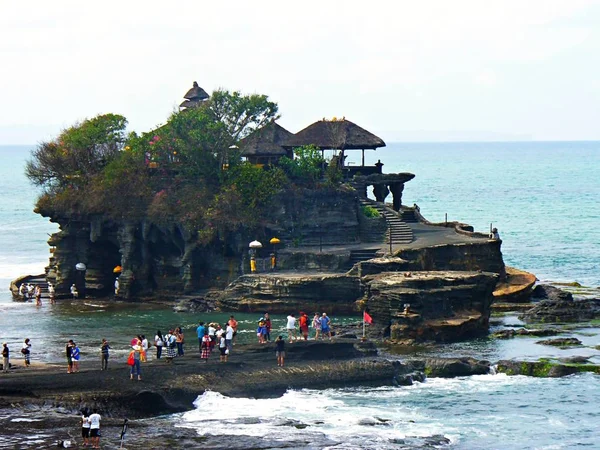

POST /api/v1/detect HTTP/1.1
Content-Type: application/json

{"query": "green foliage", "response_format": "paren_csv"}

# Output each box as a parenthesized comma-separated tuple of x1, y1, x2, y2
(361, 205, 380, 218)
(26, 114, 127, 191)
(279, 145, 324, 186)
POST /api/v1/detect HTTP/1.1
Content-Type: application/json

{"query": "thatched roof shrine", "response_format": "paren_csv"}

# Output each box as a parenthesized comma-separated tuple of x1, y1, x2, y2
(239, 121, 295, 159)
(285, 118, 386, 150)
(179, 81, 210, 109)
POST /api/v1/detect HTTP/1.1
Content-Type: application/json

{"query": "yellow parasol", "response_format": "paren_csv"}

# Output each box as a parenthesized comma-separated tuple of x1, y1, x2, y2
(113, 265, 122, 273)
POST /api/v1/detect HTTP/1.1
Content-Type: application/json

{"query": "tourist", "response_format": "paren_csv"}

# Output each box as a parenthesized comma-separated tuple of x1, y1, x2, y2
(165, 330, 177, 363)
(228, 315, 238, 345)
(320, 313, 332, 340)
(257, 318, 267, 344)
(114, 276, 120, 296)
(312, 313, 321, 340)
(264, 312, 272, 341)
(490, 227, 500, 240)
(34, 285, 42, 306)
(88, 408, 101, 449)
(154, 330, 164, 359)
(21, 338, 31, 366)
(218, 332, 228, 363)
(101, 338, 110, 370)
(27, 283, 34, 300)
(286, 313, 297, 343)
(130, 344, 142, 381)
(196, 321, 205, 352)
(275, 335, 285, 367)
(66, 340, 74, 373)
(225, 322, 234, 354)
(72, 342, 81, 372)
(48, 283, 56, 304)
(141, 335, 149, 362)
(18, 283, 26, 300)
(200, 331, 211, 363)
(70, 284, 78, 299)
(175, 327, 185, 356)
(208, 322, 216, 347)
(81, 409, 91, 448)
(2, 343, 9, 373)
(299, 312, 309, 340)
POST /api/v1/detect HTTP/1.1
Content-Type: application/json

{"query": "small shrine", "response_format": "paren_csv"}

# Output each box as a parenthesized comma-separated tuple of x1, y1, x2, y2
(179, 81, 210, 110)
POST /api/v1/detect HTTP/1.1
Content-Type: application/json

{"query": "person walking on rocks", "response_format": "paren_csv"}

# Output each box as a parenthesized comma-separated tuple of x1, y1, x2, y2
(275, 335, 285, 367)
(81, 409, 91, 447)
(200, 331, 211, 363)
(196, 321, 206, 352)
(72, 342, 81, 372)
(21, 338, 31, 367)
(228, 316, 238, 345)
(100, 338, 110, 370)
(88, 408, 101, 449)
(312, 313, 321, 340)
(320, 313, 332, 340)
(130, 344, 142, 381)
(66, 340, 74, 373)
(225, 322, 234, 354)
(264, 312, 272, 342)
(286, 314, 297, 343)
(154, 330, 164, 359)
(299, 312, 309, 341)
(2, 343, 9, 373)
(175, 327, 185, 356)
(219, 332, 228, 363)
(165, 330, 177, 363)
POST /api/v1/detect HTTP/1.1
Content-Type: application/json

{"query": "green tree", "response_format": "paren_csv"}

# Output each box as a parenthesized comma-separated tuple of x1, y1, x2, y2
(279, 145, 325, 186)
(26, 114, 127, 191)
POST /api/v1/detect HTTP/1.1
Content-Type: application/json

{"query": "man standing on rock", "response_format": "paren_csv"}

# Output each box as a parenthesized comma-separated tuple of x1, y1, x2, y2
(88, 408, 101, 449)
(228, 315, 238, 345)
(225, 322, 234, 354)
(320, 313, 332, 340)
(286, 314, 297, 343)
(2, 343, 9, 373)
(196, 321, 205, 352)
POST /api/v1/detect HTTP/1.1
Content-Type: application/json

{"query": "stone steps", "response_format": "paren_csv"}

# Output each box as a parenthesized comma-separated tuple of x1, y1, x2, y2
(360, 198, 413, 244)
(349, 249, 380, 265)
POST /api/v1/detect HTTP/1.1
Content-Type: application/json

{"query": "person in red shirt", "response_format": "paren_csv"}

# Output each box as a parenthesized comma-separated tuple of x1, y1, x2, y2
(228, 316, 238, 345)
(299, 312, 309, 340)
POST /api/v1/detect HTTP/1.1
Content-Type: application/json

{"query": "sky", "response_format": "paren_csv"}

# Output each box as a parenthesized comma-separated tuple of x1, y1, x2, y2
(1, 0, 599, 144)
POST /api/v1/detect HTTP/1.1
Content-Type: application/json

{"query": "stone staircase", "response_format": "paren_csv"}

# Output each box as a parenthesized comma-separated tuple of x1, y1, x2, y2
(349, 248, 381, 265)
(360, 198, 414, 245)
(16, 275, 50, 299)
(399, 208, 419, 223)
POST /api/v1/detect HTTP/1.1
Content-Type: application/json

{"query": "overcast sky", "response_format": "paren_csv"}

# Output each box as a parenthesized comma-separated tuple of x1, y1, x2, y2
(1, 0, 599, 144)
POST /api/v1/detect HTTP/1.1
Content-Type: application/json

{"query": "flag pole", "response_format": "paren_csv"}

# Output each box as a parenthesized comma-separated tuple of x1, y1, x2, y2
(362, 310, 366, 339)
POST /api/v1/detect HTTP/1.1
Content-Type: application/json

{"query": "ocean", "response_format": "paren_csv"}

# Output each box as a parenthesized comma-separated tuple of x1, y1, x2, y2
(1, 142, 599, 449)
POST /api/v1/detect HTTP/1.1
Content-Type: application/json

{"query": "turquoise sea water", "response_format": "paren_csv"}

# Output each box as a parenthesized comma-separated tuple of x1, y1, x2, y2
(1, 142, 599, 449)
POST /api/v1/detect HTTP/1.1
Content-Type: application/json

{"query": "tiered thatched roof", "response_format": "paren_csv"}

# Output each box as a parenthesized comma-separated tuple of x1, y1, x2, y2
(239, 121, 295, 157)
(179, 81, 210, 109)
(285, 119, 385, 150)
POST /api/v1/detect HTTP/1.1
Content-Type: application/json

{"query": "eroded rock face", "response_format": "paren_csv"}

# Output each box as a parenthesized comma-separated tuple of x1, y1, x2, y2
(218, 273, 363, 314)
(520, 298, 600, 323)
(531, 284, 573, 302)
(365, 271, 498, 342)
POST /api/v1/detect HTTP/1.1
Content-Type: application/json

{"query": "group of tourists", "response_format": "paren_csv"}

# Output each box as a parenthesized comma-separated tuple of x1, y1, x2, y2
(18, 282, 55, 305)
(80, 408, 102, 449)
(1, 338, 33, 372)
(197, 316, 237, 363)
(286, 312, 332, 342)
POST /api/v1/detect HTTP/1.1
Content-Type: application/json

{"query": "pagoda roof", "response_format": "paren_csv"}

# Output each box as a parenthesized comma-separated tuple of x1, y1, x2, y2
(239, 121, 295, 156)
(182, 81, 209, 101)
(285, 119, 385, 150)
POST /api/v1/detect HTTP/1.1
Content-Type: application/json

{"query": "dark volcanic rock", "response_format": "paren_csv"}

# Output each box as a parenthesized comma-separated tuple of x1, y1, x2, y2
(497, 359, 600, 377)
(536, 338, 582, 347)
(402, 357, 490, 377)
(520, 297, 600, 323)
(492, 328, 561, 339)
(559, 356, 590, 364)
(366, 271, 498, 342)
(531, 284, 573, 302)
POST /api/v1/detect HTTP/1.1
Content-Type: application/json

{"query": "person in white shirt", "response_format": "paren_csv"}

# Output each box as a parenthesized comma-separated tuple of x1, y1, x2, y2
(70, 284, 78, 299)
(225, 324, 234, 353)
(154, 330, 164, 359)
(88, 409, 101, 448)
(286, 314, 297, 343)
(81, 410, 91, 447)
(141, 335, 149, 361)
